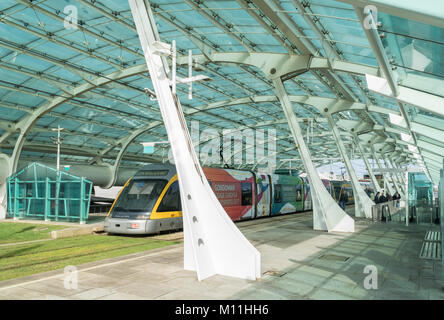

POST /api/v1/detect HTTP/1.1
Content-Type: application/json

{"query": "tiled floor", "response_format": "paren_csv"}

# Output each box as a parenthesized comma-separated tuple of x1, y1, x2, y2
(0, 210, 443, 300)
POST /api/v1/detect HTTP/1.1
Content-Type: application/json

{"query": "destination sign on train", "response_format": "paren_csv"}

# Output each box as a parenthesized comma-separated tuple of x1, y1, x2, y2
(139, 170, 169, 176)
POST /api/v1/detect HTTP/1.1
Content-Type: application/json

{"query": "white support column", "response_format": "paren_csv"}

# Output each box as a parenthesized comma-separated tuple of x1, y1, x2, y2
(371, 149, 395, 195)
(273, 78, 354, 232)
(353, 135, 382, 194)
(129, 0, 260, 281)
(383, 155, 405, 198)
(326, 115, 373, 219)
(390, 158, 407, 193)
(382, 156, 399, 194)
(398, 163, 407, 186)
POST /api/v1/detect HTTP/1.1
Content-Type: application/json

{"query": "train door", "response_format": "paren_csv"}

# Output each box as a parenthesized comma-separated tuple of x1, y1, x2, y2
(255, 173, 271, 217)
(331, 181, 342, 202)
(303, 178, 312, 211)
(344, 183, 354, 204)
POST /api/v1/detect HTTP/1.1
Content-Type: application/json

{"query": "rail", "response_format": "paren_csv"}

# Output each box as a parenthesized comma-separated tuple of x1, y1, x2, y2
(371, 200, 405, 223)
(371, 198, 439, 226)
(407, 199, 439, 225)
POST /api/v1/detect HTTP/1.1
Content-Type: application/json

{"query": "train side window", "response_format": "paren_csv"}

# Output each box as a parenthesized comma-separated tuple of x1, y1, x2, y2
(296, 186, 302, 201)
(274, 184, 282, 203)
(334, 187, 341, 200)
(347, 189, 353, 198)
(157, 181, 181, 212)
(241, 182, 252, 206)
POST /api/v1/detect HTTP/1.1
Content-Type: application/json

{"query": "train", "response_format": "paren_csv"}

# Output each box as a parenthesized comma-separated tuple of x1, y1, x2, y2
(104, 164, 362, 235)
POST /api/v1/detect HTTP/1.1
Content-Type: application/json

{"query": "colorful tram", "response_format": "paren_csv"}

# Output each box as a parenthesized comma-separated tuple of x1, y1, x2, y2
(323, 179, 355, 204)
(104, 164, 358, 235)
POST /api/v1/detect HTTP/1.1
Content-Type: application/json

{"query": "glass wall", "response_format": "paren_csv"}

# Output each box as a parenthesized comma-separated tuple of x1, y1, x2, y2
(408, 172, 434, 206)
(408, 171, 434, 223)
(7, 162, 93, 223)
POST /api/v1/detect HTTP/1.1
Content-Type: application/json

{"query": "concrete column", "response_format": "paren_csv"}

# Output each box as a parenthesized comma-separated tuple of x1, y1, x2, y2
(326, 115, 373, 219)
(382, 156, 400, 194)
(383, 156, 405, 198)
(353, 134, 382, 194)
(371, 150, 395, 195)
(399, 165, 407, 186)
(390, 157, 407, 193)
(273, 78, 354, 232)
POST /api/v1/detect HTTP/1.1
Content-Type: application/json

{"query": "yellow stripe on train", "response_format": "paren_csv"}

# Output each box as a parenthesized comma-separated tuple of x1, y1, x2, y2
(150, 174, 183, 220)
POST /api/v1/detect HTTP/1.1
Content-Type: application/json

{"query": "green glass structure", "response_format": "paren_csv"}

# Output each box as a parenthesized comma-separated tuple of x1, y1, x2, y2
(408, 172, 434, 207)
(7, 162, 92, 223)
(407, 171, 435, 223)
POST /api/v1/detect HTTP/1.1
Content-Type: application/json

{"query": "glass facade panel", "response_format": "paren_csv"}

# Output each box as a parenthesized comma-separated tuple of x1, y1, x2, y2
(6, 162, 93, 223)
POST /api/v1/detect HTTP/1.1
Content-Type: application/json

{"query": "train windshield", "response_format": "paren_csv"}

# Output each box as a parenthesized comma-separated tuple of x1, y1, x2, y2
(111, 179, 167, 218)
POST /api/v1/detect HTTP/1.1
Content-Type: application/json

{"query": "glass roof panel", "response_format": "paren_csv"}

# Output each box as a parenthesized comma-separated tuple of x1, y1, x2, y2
(0, 0, 441, 179)
(378, 12, 444, 97)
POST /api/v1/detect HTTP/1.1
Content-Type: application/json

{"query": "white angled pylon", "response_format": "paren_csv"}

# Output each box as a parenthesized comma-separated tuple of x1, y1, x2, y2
(354, 135, 382, 194)
(129, 0, 260, 281)
(371, 149, 395, 195)
(273, 78, 354, 232)
(326, 115, 373, 219)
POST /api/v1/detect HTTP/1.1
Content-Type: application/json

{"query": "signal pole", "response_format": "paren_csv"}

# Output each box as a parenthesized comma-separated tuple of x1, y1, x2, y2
(51, 125, 64, 171)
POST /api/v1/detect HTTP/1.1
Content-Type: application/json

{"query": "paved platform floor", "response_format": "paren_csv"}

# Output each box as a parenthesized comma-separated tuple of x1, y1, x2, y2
(0, 210, 443, 300)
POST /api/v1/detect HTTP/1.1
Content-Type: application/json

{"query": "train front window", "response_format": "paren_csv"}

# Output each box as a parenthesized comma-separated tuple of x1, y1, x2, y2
(157, 181, 181, 212)
(111, 179, 167, 218)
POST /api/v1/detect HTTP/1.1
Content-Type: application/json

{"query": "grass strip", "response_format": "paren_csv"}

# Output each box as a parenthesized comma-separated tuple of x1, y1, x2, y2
(0, 234, 180, 282)
(0, 222, 66, 244)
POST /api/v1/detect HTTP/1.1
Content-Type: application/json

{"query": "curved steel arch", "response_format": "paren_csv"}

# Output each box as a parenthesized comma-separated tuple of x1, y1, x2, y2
(4, 48, 384, 177)
(177, 52, 380, 80)
(95, 93, 402, 187)
(6, 64, 149, 174)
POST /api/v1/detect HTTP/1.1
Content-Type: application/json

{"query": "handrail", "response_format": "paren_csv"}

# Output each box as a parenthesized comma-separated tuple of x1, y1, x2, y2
(371, 200, 404, 222)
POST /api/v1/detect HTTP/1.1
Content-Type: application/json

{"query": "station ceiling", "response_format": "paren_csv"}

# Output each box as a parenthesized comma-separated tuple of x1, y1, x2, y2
(0, 0, 442, 183)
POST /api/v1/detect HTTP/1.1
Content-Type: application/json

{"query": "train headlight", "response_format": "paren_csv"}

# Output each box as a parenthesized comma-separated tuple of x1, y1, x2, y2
(135, 214, 149, 220)
(131, 223, 140, 229)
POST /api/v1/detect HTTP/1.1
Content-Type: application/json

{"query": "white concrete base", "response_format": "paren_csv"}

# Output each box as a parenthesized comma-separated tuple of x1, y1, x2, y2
(352, 188, 374, 219)
(330, 213, 355, 233)
(312, 196, 355, 233)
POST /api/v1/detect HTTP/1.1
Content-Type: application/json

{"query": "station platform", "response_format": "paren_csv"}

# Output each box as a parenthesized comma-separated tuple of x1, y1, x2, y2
(0, 210, 443, 300)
